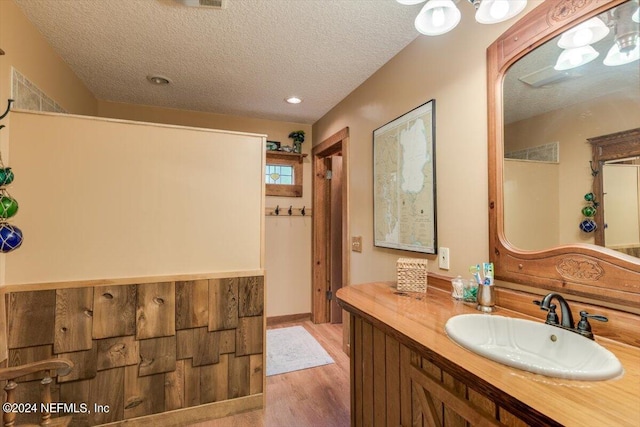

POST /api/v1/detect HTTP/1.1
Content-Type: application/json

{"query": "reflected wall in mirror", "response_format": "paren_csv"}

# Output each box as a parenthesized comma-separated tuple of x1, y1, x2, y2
(503, 1, 640, 253)
(488, 0, 640, 310)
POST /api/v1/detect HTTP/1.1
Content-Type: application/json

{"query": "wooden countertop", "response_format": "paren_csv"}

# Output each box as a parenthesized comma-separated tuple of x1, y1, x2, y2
(337, 282, 640, 426)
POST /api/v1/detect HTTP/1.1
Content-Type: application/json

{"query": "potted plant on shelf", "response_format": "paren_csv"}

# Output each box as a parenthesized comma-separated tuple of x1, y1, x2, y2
(288, 130, 305, 154)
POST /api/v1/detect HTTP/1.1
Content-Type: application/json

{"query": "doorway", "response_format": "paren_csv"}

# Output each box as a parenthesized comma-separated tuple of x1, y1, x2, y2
(312, 128, 350, 326)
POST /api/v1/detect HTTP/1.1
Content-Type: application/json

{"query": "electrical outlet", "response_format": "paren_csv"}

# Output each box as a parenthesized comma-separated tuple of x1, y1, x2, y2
(439, 247, 450, 270)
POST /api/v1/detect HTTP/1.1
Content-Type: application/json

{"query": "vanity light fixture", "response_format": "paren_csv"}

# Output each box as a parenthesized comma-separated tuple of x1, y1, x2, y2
(554, 45, 600, 70)
(553, 2, 639, 70)
(398, 0, 527, 36)
(557, 17, 610, 49)
(285, 96, 302, 104)
(603, 2, 640, 66)
(603, 38, 640, 65)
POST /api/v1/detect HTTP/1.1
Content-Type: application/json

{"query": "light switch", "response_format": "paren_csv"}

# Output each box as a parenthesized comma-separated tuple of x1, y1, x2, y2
(351, 236, 362, 252)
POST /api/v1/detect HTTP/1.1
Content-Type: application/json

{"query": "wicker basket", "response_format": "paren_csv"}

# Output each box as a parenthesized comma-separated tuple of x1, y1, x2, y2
(396, 258, 428, 293)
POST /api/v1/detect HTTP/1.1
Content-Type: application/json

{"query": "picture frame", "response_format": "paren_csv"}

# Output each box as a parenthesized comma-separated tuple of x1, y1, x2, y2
(373, 99, 437, 254)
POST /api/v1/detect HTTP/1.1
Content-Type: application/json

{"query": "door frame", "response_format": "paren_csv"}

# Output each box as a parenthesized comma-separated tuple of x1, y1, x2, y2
(312, 127, 350, 324)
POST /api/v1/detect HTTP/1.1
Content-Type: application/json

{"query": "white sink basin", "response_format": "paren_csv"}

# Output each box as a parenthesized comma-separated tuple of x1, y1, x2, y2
(445, 314, 623, 381)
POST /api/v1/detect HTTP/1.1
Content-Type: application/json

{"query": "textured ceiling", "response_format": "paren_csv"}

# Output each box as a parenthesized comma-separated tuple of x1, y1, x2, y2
(504, 1, 639, 124)
(14, 0, 423, 124)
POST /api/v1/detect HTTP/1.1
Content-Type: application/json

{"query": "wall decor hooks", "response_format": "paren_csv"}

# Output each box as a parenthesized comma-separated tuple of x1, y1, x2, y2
(275, 205, 280, 215)
(0, 99, 15, 121)
(288, 206, 293, 216)
(589, 161, 599, 177)
(301, 206, 306, 216)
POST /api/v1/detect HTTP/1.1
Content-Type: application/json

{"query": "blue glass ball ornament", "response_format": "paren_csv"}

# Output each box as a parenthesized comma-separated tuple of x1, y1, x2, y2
(0, 168, 14, 186)
(0, 223, 23, 252)
(579, 219, 597, 233)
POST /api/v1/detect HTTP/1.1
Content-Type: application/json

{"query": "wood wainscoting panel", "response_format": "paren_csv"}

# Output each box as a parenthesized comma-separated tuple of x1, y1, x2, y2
(8, 345, 53, 382)
(96, 335, 139, 371)
(54, 287, 95, 354)
(238, 276, 264, 317)
(123, 365, 165, 419)
(176, 280, 209, 330)
(91, 367, 125, 424)
(92, 285, 137, 339)
(165, 359, 185, 411)
(7, 290, 56, 349)
(228, 354, 250, 399)
(4, 273, 265, 426)
(208, 278, 239, 331)
(136, 282, 176, 340)
(138, 336, 177, 377)
(192, 327, 220, 367)
(57, 346, 98, 383)
(201, 353, 229, 404)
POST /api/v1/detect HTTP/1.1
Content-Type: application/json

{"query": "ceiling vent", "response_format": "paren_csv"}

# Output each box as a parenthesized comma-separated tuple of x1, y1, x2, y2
(518, 65, 581, 88)
(174, 0, 227, 9)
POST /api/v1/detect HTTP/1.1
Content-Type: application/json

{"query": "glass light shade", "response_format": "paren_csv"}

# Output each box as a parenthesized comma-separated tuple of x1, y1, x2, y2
(557, 17, 610, 49)
(415, 0, 461, 36)
(475, 0, 527, 24)
(603, 39, 640, 66)
(633, 6, 639, 24)
(554, 45, 599, 70)
(396, 0, 426, 5)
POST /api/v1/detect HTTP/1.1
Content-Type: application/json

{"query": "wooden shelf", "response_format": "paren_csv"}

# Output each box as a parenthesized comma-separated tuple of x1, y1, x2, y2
(266, 151, 307, 163)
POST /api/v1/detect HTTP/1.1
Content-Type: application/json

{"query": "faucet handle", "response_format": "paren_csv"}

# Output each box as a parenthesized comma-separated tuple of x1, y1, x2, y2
(576, 311, 608, 339)
(533, 300, 558, 325)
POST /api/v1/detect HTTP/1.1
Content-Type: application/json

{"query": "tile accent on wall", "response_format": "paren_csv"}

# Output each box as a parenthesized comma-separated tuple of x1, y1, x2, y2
(505, 141, 559, 163)
(11, 68, 67, 113)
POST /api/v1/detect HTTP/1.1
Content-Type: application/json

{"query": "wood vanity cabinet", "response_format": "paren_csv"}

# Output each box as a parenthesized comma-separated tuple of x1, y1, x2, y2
(349, 313, 556, 427)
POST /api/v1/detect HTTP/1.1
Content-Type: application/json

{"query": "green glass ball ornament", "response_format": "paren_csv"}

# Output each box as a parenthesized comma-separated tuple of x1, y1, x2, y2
(581, 206, 596, 217)
(0, 196, 18, 218)
(584, 192, 595, 202)
(0, 168, 14, 186)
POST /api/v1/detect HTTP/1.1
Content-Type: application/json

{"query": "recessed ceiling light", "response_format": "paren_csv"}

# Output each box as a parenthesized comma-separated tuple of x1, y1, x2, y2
(285, 96, 302, 104)
(147, 75, 171, 85)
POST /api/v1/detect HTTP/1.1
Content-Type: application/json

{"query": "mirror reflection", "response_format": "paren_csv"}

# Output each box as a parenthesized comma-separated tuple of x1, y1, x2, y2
(502, 0, 640, 255)
(604, 156, 640, 256)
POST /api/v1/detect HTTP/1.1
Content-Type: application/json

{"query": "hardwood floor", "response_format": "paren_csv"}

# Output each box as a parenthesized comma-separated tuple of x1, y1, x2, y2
(189, 320, 350, 427)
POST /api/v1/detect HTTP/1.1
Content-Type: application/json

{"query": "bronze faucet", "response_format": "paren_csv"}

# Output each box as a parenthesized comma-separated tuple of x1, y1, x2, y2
(534, 292, 608, 340)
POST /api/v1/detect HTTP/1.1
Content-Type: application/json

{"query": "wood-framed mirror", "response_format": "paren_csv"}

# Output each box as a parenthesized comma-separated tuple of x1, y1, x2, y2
(488, 0, 640, 311)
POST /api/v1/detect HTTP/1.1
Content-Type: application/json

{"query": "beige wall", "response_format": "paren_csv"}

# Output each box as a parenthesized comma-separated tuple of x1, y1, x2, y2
(0, 0, 98, 283)
(7, 111, 264, 284)
(312, 3, 543, 284)
(98, 101, 313, 317)
(505, 93, 640, 246)
(0, 0, 97, 116)
(504, 160, 559, 250)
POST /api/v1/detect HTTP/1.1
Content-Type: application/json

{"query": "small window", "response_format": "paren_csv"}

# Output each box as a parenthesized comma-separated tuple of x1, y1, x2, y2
(266, 164, 294, 185)
(265, 152, 306, 197)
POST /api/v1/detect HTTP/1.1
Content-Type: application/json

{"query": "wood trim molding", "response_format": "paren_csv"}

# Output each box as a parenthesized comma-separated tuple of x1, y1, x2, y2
(587, 127, 640, 246)
(101, 394, 263, 427)
(0, 270, 265, 293)
(311, 127, 350, 324)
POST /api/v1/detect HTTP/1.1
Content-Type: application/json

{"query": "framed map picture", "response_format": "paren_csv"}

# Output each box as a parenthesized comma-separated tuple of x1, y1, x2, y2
(373, 100, 437, 254)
